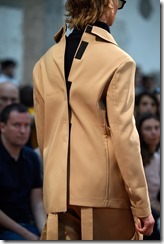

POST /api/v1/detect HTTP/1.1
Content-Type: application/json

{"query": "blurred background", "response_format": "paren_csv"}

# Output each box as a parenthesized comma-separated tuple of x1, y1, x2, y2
(0, 0, 160, 87)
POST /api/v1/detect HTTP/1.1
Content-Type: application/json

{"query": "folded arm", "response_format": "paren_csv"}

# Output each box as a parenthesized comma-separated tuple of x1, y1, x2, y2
(0, 210, 39, 240)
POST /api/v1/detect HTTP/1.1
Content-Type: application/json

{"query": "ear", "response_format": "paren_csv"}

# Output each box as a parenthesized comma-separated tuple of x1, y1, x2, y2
(0, 122, 6, 133)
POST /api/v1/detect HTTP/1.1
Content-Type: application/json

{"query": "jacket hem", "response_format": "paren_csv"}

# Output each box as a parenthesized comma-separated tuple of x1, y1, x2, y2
(69, 196, 131, 209)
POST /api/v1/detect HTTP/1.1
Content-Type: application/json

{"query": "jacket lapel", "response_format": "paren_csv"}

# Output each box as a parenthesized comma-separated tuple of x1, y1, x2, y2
(53, 25, 67, 84)
(52, 25, 118, 89)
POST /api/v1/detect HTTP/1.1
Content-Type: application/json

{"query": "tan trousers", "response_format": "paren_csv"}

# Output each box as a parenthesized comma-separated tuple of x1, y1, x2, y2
(41, 205, 143, 240)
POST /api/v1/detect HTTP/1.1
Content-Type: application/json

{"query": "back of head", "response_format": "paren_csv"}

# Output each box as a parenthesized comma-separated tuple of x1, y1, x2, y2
(0, 59, 17, 79)
(0, 59, 17, 71)
(19, 85, 34, 108)
(0, 81, 18, 92)
(65, 0, 111, 29)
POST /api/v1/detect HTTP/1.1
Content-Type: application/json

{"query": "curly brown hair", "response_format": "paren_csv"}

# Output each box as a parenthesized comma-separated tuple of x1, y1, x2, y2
(65, 0, 111, 30)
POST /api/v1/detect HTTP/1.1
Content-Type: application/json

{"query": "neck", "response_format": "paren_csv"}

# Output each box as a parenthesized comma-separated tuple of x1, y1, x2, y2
(1, 136, 21, 161)
(149, 145, 157, 154)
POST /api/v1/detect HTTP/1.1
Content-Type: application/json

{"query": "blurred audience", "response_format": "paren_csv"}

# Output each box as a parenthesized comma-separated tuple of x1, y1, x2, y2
(0, 103, 46, 240)
(0, 59, 18, 85)
(19, 85, 34, 110)
(142, 74, 160, 94)
(154, 91, 160, 116)
(19, 84, 38, 149)
(0, 82, 19, 114)
(135, 92, 160, 119)
(136, 113, 160, 240)
(134, 67, 160, 97)
(134, 65, 144, 95)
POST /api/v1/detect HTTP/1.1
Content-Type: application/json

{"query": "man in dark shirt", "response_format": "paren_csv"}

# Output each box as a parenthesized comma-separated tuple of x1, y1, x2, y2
(0, 103, 46, 240)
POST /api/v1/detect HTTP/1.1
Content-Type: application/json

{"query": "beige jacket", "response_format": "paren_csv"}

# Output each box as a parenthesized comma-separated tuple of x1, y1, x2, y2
(33, 25, 151, 225)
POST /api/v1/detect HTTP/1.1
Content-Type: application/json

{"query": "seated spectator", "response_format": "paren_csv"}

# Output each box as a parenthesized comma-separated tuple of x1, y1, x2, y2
(0, 59, 18, 85)
(136, 113, 160, 240)
(135, 92, 160, 119)
(0, 81, 19, 114)
(0, 103, 46, 240)
(19, 84, 38, 149)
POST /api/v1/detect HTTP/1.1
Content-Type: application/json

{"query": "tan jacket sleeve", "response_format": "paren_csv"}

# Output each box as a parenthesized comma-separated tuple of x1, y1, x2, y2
(106, 58, 151, 218)
(33, 60, 45, 157)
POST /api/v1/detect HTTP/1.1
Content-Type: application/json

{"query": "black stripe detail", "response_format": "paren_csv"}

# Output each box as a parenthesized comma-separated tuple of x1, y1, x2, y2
(75, 41, 88, 60)
(85, 25, 93, 34)
(67, 81, 72, 92)
(67, 81, 72, 100)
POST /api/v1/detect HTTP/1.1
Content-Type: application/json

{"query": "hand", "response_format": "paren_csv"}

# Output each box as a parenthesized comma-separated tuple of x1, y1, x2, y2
(24, 232, 39, 240)
(22, 229, 40, 240)
(135, 213, 155, 236)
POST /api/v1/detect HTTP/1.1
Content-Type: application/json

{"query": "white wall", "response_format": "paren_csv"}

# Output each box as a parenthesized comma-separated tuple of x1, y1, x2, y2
(0, 7, 23, 82)
(111, 0, 160, 74)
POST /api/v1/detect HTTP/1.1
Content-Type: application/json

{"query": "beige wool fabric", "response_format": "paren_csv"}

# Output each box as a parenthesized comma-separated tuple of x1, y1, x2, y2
(33, 25, 151, 240)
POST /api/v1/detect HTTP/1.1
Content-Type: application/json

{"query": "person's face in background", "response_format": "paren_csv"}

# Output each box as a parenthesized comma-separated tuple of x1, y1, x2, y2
(141, 118, 160, 152)
(0, 82, 19, 114)
(0, 111, 31, 148)
(138, 95, 158, 115)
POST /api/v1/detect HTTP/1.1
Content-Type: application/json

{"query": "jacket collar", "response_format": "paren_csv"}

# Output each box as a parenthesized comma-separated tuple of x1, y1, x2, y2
(86, 25, 118, 46)
(54, 25, 67, 43)
(54, 24, 118, 47)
